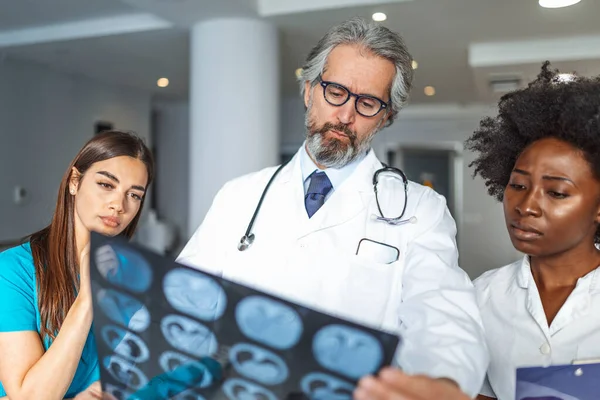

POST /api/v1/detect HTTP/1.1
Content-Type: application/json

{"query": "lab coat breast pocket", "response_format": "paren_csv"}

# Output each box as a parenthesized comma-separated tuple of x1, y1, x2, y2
(335, 251, 404, 329)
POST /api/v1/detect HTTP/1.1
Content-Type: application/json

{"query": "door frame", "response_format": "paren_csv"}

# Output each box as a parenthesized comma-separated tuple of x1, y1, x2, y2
(380, 140, 464, 251)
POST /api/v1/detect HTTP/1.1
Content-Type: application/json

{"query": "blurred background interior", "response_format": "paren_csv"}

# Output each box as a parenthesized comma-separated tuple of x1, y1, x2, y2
(1, 0, 598, 279)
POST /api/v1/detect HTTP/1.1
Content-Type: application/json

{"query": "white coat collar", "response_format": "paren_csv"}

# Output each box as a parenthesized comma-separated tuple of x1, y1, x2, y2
(278, 146, 383, 237)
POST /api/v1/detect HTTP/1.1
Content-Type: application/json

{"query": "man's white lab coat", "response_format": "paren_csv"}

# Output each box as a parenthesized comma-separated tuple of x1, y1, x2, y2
(178, 148, 488, 396)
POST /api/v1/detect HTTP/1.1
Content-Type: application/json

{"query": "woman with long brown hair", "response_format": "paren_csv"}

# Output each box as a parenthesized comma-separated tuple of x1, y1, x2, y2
(0, 130, 154, 399)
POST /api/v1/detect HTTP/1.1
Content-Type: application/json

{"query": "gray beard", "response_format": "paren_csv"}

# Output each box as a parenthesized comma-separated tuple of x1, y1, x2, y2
(304, 102, 383, 169)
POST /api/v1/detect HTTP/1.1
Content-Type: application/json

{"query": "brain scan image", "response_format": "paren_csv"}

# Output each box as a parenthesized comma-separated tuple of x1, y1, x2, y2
(101, 325, 149, 363)
(94, 244, 152, 293)
(158, 352, 220, 388)
(222, 378, 278, 400)
(102, 355, 148, 390)
(300, 372, 355, 400)
(161, 314, 218, 358)
(312, 324, 383, 379)
(160, 351, 195, 373)
(235, 296, 303, 350)
(163, 268, 227, 321)
(229, 343, 289, 385)
(102, 383, 134, 400)
(172, 390, 207, 400)
(129, 359, 217, 399)
(97, 288, 150, 332)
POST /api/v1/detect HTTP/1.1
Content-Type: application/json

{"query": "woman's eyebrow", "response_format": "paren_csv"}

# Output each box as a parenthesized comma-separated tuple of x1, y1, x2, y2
(97, 171, 146, 191)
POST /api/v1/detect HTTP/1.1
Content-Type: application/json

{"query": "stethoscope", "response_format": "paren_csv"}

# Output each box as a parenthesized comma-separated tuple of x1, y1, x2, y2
(237, 161, 415, 251)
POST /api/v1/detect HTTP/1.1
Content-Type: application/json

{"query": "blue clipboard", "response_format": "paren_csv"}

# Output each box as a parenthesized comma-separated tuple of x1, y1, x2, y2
(516, 361, 600, 400)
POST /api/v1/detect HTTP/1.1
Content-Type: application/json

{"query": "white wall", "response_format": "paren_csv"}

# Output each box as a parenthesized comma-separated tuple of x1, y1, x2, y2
(0, 58, 152, 243)
(281, 97, 521, 279)
(152, 100, 189, 254)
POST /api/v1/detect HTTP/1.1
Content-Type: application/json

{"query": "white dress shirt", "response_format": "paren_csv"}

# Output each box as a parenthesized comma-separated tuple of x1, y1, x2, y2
(474, 256, 600, 400)
(299, 142, 361, 198)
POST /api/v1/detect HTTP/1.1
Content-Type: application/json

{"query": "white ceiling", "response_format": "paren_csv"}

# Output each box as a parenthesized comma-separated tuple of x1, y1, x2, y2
(1, 0, 599, 104)
(0, 0, 137, 30)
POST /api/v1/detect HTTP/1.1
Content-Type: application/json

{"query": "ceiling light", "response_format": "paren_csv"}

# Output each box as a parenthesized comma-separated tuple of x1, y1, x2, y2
(372, 12, 387, 22)
(411, 60, 418, 70)
(295, 68, 303, 79)
(157, 78, 169, 88)
(539, 0, 581, 8)
(424, 86, 436, 96)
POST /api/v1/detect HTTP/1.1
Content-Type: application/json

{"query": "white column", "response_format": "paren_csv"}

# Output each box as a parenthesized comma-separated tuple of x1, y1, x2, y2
(188, 18, 280, 237)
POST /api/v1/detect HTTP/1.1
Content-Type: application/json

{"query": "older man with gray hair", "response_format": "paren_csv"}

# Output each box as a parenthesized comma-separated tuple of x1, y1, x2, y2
(179, 17, 488, 399)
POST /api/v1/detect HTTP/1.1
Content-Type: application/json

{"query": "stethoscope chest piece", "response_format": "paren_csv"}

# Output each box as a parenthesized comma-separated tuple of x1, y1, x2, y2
(238, 233, 255, 251)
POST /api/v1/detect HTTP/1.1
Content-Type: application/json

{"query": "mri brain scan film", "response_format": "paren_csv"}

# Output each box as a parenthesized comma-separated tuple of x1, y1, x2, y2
(222, 378, 278, 400)
(301, 372, 355, 400)
(173, 389, 208, 400)
(94, 243, 152, 293)
(160, 351, 195, 373)
(128, 359, 218, 398)
(161, 314, 218, 358)
(229, 343, 289, 385)
(235, 296, 303, 350)
(103, 355, 148, 390)
(101, 325, 149, 363)
(164, 268, 227, 321)
(97, 288, 150, 332)
(102, 383, 134, 400)
(313, 324, 384, 379)
(89, 233, 399, 400)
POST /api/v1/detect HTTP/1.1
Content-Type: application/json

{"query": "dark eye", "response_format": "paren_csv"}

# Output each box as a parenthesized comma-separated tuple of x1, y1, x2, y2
(358, 97, 377, 110)
(99, 182, 114, 189)
(129, 192, 143, 201)
(548, 191, 568, 199)
(327, 85, 346, 97)
(508, 183, 526, 190)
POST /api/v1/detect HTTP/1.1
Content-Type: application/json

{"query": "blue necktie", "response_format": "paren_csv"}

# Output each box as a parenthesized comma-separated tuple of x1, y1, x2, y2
(305, 171, 333, 218)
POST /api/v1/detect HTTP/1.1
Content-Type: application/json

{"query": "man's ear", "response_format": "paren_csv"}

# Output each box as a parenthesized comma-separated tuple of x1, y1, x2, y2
(381, 110, 391, 127)
(69, 167, 81, 195)
(304, 81, 311, 109)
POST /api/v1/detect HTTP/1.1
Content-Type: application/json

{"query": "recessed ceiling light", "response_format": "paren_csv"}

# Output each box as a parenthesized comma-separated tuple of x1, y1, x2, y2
(424, 86, 436, 96)
(411, 60, 418, 70)
(295, 68, 303, 79)
(539, 0, 581, 8)
(372, 12, 387, 22)
(157, 78, 169, 88)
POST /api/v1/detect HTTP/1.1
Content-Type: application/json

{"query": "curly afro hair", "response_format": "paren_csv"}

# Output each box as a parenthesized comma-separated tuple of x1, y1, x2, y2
(466, 61, 600, 242)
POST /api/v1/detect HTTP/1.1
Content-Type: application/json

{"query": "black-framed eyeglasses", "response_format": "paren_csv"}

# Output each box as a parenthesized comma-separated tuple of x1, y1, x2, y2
(319, 77, 389, 117)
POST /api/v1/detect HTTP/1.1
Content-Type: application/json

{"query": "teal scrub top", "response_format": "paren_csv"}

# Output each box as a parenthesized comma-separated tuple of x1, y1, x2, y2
(0, 243, 99, 398)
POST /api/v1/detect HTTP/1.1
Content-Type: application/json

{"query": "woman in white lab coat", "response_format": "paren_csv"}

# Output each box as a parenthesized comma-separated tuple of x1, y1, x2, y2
(465, 62, 600, 400)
